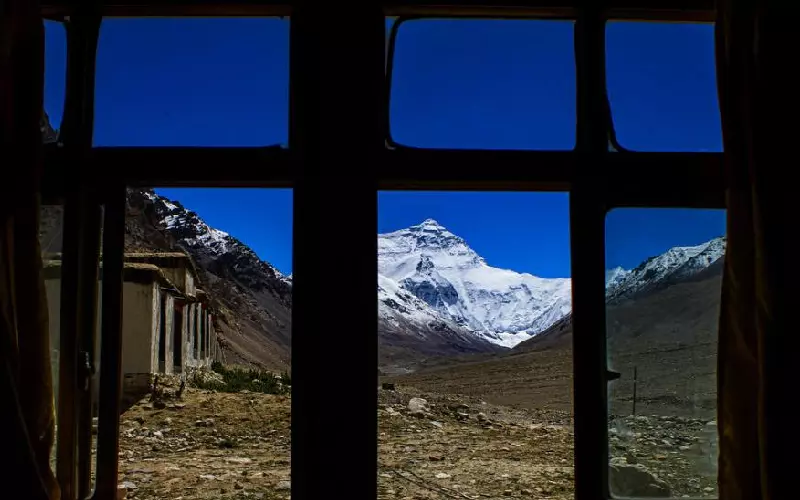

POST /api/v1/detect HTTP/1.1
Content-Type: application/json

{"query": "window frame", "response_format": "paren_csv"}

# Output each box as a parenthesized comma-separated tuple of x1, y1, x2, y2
(602, 203, 725, 499)
(384, 15, 579, 152)
(39, 3, 724, 500)
(603, 19, 722, 154)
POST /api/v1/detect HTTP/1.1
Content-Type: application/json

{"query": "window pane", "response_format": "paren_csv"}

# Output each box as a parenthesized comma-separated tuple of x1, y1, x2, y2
(40, 204, 65, 475)
(605, 208, 724, 498)
(41, 189, 293, 496)
(606, 22, 722, 152)
(94, 18, 289, 146)
(44, 20, 66, 142)
(378, 192, 575, 499)
(389, 19, 576, 150)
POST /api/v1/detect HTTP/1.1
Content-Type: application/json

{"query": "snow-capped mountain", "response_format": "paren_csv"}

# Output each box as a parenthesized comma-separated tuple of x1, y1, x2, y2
(606, 236, 726, 302)
(378, 219, 572, 348)
(144, 190, 291, 301)
(378, 219, 726, 351)
(515, 235, 727, 354)
(605, 266, 631, 290)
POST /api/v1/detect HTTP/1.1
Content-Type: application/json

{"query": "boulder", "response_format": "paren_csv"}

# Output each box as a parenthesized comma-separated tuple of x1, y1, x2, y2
(609, 460, 671, 497)
(407, 397, 430, 417)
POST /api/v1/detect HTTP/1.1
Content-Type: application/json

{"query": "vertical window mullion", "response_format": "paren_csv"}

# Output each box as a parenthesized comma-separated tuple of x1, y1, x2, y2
(571, 7, 612, 500)
(290, 6, 384, 500)
(56, 12, 101, 500)
(92, 182, 126, 500)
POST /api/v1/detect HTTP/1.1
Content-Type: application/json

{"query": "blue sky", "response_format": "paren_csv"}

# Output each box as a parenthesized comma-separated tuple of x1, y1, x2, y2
(43, 18, 725, 277)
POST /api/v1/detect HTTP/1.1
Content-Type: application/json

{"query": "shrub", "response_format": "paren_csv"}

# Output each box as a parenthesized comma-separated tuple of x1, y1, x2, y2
(280, 370, 291, 387)
(190, 364, 289, 395)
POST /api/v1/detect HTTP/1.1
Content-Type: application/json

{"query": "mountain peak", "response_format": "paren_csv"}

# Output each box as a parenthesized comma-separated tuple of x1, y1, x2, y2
(413, 218, 447, 231)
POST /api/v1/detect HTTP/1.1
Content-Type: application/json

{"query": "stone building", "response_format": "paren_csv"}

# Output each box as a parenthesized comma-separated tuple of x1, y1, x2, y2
(44, 252, 221, 406)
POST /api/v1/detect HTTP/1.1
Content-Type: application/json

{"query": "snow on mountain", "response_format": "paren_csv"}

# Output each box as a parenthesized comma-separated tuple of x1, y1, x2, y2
(378, 219, 572, 348)
(378, 219, 726, 350)
(606, 236, 726, 302)
(143, 190, 289, 297)
(605, 266, 631, 290)
(379, 274, 465, 335)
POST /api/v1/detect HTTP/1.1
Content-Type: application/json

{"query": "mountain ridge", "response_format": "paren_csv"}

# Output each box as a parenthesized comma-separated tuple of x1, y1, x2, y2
(377, 219, 725, 354)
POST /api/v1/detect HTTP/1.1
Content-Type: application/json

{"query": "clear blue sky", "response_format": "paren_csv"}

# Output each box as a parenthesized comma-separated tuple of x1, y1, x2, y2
(43, 18, 725, 277)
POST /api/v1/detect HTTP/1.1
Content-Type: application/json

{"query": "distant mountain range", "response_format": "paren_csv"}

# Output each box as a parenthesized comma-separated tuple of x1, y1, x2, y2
(40, 185, 725, 376)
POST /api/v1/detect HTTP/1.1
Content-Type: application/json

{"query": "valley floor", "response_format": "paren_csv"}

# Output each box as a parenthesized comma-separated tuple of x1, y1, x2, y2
(108, 384, 716, 500)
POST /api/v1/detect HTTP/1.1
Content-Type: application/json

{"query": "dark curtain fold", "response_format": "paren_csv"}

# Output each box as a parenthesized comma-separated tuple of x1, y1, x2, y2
(0, 0, 60, 498)
(716, 1, 790, 499)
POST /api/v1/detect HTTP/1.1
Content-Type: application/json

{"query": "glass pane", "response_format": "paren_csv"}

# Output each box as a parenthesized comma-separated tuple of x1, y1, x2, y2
(606, 208, 725, 498)
(103, 188, 292, 498)
(42, 204, 104, 486)
(378, 192, 575, 499)
(94, 18, 289, 146)
(44, 20, 66, 142)
(40, 204, 65, 474)
(389, 19, 576, 150)
(606, 22, 722, 152)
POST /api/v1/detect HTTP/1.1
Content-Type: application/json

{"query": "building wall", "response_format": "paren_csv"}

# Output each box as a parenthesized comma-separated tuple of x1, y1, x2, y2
(121, 281, 158, 393)
(149, 283, 161, 377)
(46, 270, 208, 407)
(203, 311, 210, 359)
(185, 302, 196, 367)
(160, 266, 185, 295)
(173, 300, 187, 373)
(185, 271, 196, 298)
(161, 292, 175, 374)
(196, 304, 205, 366)
(160, 265, 196, 299)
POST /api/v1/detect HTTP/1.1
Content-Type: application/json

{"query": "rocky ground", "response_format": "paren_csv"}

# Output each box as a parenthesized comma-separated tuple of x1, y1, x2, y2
(608, 414, 718, 498)
(113, 387, 291, 499)
(377, 387, 574, 500)
(104, 382, 717, 500)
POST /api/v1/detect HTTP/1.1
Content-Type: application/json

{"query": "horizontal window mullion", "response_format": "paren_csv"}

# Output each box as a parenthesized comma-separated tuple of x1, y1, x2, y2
(42, 148, 723, 205)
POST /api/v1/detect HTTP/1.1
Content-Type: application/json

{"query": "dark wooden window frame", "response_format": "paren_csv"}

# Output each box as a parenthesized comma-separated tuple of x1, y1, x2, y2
(40, 2, 723, 500)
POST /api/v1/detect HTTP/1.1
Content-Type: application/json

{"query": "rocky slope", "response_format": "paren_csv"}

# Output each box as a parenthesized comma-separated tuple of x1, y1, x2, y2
(516, 235, 725, 354)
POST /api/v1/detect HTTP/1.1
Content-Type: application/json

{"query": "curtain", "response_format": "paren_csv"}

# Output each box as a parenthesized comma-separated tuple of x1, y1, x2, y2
(716, 1, 789, 499)
(0, 0, 60, 498)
